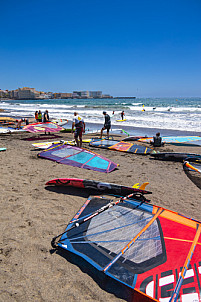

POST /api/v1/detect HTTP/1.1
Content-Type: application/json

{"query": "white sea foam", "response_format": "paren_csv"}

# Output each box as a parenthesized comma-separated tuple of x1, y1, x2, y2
(1, 98, 201, 133)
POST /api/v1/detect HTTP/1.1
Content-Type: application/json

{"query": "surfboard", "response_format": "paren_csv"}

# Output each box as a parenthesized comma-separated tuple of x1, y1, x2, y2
(45, 178, 152, 195)
(116, 119, 127, 122)
(0, 128, 10, 134)
(32, 139, 92, 149)
(0, 117, 16, 122)
(150, 152, 201, 162)
(51, 119, 68, 126)
(0, 126, 26, 133)
(122, 136, 148, 141)
(0, 148, 6, 151)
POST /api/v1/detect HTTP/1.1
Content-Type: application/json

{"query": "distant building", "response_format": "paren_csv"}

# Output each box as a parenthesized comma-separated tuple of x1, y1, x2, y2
(72, 91, 82, 98)
(53, 92, 72, 99)
(102, 94, 113, 99)
(60, 93, 73, 99)
(1, 87, 113, 100)
(38, 91, 53, 99)
(0, 90, 9, 98)
(73, 91, 103, 98)
(89, 91, 102, 98)
(17, 87, 37, 99)
(9, 89, 19, 99)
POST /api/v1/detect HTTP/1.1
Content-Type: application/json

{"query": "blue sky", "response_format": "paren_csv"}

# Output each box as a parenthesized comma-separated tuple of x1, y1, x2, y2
(0, 0, 201, 97)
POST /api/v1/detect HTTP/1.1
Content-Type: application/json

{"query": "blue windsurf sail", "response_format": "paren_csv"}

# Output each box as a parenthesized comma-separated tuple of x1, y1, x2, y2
(38, 143, 118, 173)
(52, 195, 201, 301)
(89, 139, 152, 155)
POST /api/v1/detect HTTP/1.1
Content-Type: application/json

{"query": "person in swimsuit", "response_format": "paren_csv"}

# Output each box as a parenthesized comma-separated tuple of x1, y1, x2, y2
(71, 112, 85, 148)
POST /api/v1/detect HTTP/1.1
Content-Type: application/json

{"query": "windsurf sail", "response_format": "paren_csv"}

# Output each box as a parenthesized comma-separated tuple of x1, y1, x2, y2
(38, 143, 118, 173)
(52, 194, 201, 302)
(89, 139, 152, 155)
(23, 122, 64, 133)
(139, 136, 201, 144)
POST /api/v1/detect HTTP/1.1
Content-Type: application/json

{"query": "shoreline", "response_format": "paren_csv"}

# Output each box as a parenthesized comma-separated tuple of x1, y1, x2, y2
(84, 121, 201, 137)
(1, 112, 201, 136)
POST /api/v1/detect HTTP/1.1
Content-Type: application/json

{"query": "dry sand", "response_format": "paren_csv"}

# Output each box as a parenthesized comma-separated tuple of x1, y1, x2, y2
(0, 131, 201, 302)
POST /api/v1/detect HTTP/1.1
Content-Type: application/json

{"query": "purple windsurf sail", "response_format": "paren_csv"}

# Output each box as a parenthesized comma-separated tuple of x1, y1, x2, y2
(23, 122, 64, 133)
(38, 143, 118, 173)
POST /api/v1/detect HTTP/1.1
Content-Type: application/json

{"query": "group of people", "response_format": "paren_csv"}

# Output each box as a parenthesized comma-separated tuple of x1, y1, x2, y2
(15, 110, 50, 131)
(72, 110, 164, 148)
(16, 109, 163, 148)
(35, 110, 49, 123)
(71, 111, 111, 148)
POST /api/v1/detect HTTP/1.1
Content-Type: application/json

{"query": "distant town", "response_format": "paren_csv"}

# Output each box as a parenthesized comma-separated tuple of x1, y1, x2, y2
(0, 87, 136, 100)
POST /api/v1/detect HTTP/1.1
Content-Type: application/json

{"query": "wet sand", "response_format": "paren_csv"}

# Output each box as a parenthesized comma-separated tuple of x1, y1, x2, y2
(0, 130, 201, 301)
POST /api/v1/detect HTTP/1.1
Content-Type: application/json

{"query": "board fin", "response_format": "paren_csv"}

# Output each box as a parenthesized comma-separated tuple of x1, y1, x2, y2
(132, 183, 140, 188)
(133, 182, 149, 190)
(139, 182, 149, 190)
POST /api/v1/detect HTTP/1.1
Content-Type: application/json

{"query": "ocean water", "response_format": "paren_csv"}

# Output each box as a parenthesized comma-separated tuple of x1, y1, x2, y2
(1, 97, 201, 136)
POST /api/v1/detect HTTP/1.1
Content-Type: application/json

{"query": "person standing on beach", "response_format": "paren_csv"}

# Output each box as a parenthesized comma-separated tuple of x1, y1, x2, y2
(43, 110, 50, 134)
(71, 112, 85, 148)
(38, 110, 42, 122)
(43, 110, 49, 123)
(100, 111, 111, 139)
(35, 111, 38, 121)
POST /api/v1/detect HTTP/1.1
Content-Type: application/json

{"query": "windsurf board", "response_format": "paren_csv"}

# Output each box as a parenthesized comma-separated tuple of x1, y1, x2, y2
(0, 117, 16, 122)
(45, 178, 152, 195)
(32, 139, 92, 149)
(116, 119, 127, 122)
(0, 128, 10, 134)
(51, 119, 68, 126)
(150, 152, 201, 162)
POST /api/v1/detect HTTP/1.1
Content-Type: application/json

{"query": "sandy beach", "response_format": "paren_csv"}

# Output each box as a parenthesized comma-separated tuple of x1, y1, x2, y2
(0, 130, 201, 302)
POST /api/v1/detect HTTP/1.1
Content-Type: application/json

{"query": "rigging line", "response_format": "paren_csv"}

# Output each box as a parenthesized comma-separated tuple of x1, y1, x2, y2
(103, 207, 163, 272)
(51, 192, 142, 248)
(67, 196, 148, 241)
(70, 201, 148, 235)
(72, 199, 147, 234)
(69, 236, 161, 244)
(170, 223, 201, 302)
(67, 216, 150, 242)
